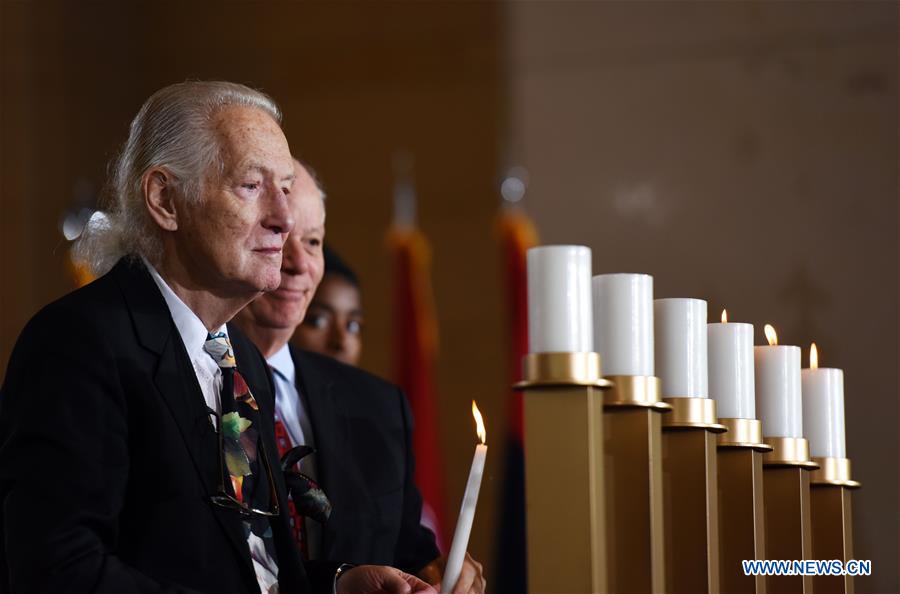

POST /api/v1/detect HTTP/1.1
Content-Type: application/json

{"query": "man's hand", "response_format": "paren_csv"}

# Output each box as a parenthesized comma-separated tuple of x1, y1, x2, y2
(337, 565, 437, 594)
(416, 552, 486, 594)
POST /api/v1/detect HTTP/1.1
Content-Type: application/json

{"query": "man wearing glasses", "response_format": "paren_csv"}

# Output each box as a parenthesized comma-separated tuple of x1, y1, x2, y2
(0, 81, 433, 594)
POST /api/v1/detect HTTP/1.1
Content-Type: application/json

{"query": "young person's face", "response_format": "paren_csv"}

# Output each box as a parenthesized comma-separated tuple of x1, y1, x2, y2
(294, 274, 363, 366)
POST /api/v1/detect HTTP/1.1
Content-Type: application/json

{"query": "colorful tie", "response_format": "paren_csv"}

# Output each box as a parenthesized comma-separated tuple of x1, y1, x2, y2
(203, 332, 279, 564)
(204, 332, 260, 504)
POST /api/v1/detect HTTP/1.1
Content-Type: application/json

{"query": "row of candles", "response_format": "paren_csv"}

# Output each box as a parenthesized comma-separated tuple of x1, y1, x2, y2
(443, 243, 846, 591)
(529, 245, 846, 458)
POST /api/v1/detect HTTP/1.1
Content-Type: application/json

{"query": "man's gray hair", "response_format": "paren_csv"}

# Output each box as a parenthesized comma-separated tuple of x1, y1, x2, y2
(74, 81, 282, 275)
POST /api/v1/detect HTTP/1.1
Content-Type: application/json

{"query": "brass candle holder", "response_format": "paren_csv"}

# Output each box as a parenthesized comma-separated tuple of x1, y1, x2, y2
(810, 456, 861, 594)
(603, 375, 671, 594)
(516, 352, 611, 594)
(717, 418, 772, 594)
(762, 437, 819, 594)
(660, 397, 726, 594)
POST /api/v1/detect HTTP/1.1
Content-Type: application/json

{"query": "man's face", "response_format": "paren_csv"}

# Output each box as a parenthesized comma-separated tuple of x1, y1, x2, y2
(239, 161, 326, 331)
(176, 105, 296, 297)
(294, 274, 364, 366)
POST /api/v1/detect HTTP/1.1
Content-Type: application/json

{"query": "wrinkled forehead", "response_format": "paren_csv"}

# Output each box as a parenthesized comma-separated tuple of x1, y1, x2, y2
(213, 105, 294, 179)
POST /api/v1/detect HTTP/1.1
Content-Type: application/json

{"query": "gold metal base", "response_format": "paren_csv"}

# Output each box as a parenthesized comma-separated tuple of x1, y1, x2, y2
(603, 375, 672, 411)
(718, 448, 767, 594)
(524, 384, 607, 593)
(661, 397, 726, 432)
(515, 352, 613, 389)
(604, 376, 667, 593)
(763, 466, 814, 594)
(811, 478, 856, 594)
(762, 437, 820, 469)
(717, 418, 773, 452)
(810, 457, 861, 488)
(662, 428, 720, 593)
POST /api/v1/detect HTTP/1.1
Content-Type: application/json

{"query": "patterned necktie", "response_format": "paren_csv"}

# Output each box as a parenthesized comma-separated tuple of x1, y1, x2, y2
(203, 332, 279, 570)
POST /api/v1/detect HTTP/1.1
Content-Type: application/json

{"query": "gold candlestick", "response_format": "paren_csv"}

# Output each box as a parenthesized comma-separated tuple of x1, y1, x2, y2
(717, 418, 772, 594)
(603, 375, 671, 594)
(810, 457, 861, 594)
(517, 352, 610, 594)
(661, 397, 726, 594)
(762, 437, 819, 594)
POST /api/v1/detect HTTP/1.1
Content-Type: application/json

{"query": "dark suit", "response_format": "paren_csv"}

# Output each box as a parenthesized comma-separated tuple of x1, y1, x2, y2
(289, 347, 440, 574)
(0, 260, 335, 594)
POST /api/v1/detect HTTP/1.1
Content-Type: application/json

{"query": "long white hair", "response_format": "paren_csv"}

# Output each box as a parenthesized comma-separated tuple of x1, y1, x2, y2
(74, 81, 282, 276)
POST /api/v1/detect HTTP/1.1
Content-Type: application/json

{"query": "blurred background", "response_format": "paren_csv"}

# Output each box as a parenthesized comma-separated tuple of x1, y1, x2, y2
(1, 1, 897, 592)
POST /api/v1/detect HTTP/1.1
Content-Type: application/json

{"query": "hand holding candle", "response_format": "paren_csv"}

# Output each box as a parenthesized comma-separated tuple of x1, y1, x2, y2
(441, 402, 487, 594)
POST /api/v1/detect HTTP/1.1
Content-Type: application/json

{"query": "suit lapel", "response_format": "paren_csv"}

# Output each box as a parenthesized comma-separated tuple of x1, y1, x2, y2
(113, 260, 255, 579)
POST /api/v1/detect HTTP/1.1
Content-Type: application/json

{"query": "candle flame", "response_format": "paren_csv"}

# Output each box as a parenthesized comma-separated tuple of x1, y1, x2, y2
(764, 324, 778, 346)
(810, 342, 818, 369)
(721, 309, 728, 323)
(472, 400, 486, 444)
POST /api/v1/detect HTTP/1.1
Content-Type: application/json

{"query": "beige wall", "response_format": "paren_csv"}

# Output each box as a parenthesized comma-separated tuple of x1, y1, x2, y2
(507, 2, 899, 591)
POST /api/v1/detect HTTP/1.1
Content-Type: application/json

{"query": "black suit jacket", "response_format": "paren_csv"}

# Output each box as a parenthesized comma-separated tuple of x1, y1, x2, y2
(290, 347, 440, 574)
(0, 260, 330, 594)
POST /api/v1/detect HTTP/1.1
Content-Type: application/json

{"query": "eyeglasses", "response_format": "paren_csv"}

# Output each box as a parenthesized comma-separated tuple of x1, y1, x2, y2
(206, 408, 280, 519)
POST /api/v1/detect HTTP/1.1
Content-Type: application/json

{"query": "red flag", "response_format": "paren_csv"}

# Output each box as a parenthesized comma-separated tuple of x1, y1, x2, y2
(388, 225, 446, 552)
(494, 207, 537, 593)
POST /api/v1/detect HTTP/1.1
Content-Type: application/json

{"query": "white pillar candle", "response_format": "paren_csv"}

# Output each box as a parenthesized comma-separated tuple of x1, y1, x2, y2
(654, 298, 708, 398)
(707, 312, 756, 418)
(592, 273, 654, 376)
(754, 326, 802, 438)
(801, 344, 846, 458)
(527, 245, 593, 353)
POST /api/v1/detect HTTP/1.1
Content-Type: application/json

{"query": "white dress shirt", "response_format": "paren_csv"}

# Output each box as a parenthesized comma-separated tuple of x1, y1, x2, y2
(144, 261, 280, 594)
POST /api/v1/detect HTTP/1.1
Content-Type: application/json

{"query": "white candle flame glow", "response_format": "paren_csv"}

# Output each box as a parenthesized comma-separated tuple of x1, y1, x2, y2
(764, 324, 778, 346)
(472, 400, 486, 444)
(810, 342, 819, 369)
(721, 309, 728, 324)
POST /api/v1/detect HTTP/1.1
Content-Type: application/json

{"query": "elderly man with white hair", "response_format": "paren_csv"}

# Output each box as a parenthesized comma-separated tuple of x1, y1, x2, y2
(0, 81, 434, 594)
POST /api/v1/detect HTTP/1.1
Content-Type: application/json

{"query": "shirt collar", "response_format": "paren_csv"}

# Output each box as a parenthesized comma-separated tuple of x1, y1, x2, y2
(143, 258, 227, 360)
(267, 343, 296, 385)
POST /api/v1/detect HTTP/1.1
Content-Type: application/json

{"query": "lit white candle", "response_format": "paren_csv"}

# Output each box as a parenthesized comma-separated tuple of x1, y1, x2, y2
(526, 245, 593, 353)
(592, 273, 654, 376)
(442, 401, 488, 593)
(754, 324, 802, 438)
(654, 298, 708, 398)
(707, 310, 756, 419)
(801, 343, 846, 458)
